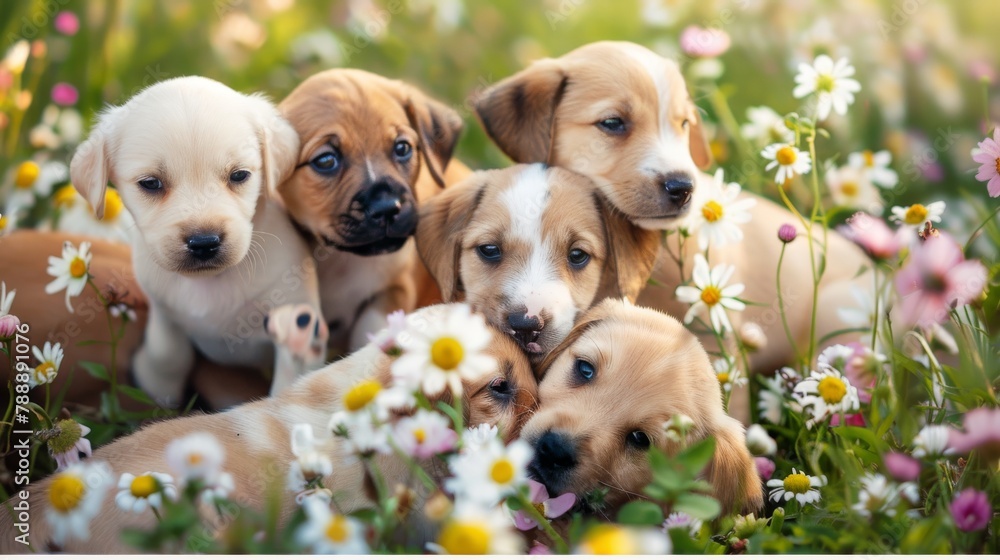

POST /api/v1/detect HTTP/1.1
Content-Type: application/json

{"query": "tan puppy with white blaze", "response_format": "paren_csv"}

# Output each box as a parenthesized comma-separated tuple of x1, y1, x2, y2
(70, 77, 327, 406)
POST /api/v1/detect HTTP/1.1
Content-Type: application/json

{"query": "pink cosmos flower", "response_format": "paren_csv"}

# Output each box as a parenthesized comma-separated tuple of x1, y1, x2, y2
(883, 451, 921, 482)
(972, 128, 1000, 197)
(894, 233, 987, 329)
(949, 488, 992, 532)
(948, 407, 1000, 462)
(0, 314, 20, 338)
(679, 25, 731, 58)
(512, 479, 576, 531)
(838, 212, 903, 261)
(754, 456, 775, 480)
(529, 542, 552, 555)
(51, 82, 78, 106)
(54, 11, 80, 36)
(392, 409, 457, 459)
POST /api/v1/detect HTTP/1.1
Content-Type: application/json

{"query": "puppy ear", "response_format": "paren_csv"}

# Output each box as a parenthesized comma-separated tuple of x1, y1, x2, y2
(689, 104, 712, 170)
(71, 106, 123, 219)
(593, 191, 660, 303)
(472, 59, 568, 164)
(248, 95, 300, 199)
(404, 90, 464, 189)
(415, 175, 485, 301)
(704, 416, 764, 515)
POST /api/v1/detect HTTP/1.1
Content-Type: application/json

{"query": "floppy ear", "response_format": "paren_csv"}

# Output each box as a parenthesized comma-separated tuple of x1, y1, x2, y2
(593, 192, 661, 303)
(403, 89, 464, 189)
(472, 59, 568, 164)
(689, 103, 712, 170)
(415, 176, 485, 301)
(704, 416, 764, 515)
(71, 106, 124, 219)
(248, 95, 300, 199)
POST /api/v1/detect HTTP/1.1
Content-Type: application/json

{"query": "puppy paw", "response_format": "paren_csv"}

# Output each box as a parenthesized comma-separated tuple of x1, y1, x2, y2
(266, 304, 329, 365)
(131, 345, 186, 408)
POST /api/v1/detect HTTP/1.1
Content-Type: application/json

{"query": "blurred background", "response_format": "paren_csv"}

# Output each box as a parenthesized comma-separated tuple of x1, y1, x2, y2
(1, 0, 998, 252)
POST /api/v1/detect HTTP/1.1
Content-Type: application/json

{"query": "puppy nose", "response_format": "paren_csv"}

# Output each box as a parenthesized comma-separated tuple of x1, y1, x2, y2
(663, 175, 694, 207)
(507, 312, 543, 346)
(365, 189, 404, 224)
(535, 431, 577, 471)
(186, 233, 222, 261)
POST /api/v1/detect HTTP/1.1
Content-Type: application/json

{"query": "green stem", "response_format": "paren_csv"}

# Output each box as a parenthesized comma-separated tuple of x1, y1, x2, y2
(510, 491, 568, 554)
(775, 244, 801, 363)
(804, 132, 824, 365)
(962, 205, 1000, 256)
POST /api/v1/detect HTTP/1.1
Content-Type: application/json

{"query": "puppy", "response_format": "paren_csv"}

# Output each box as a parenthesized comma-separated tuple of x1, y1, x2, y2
(473, 41, 873, 415)
(520, 298, 763, 516)
(276, 69, 469, 353)
(0, 304, 538, 554)
(70, 77, 327, 406)
(416, 163, 659, 363)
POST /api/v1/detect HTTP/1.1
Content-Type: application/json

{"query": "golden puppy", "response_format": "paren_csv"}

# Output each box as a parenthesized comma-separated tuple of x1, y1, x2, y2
(416, 163, 659, 362)
(473, 41, 873, 417)
(0, 304, 538, 553)
(277, 69, 470, 353)
(521, 298, 763, 516)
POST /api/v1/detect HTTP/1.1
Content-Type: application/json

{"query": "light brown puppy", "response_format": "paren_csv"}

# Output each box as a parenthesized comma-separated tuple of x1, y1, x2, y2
(0, 304, 538, 553)
(277, 69, 471, 353)
(417, 163, 659, 363)
(521, 298, 763, 516)
(473, 41, 873, 418)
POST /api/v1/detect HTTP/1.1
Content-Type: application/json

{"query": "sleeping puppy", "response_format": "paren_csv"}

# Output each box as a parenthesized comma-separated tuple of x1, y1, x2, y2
(521, 298, 764, 516)
(70, 77, 327, 406)
(473, 41, 873, 416)
(415, 164, 659, 363)
(277, 69, 470, 353)
(0, 304, 538, 554)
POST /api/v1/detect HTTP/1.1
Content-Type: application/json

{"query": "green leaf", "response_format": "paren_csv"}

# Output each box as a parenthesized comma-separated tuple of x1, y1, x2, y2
(677, 437, 716, 474)
(117, 385, 157, 405)
(673, 493, 721, 520)
(79, 360, 109, 381)
(616, 500, 664, 526)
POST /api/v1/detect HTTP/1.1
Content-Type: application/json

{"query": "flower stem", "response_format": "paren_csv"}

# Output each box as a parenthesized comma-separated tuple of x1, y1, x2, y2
(510, 490, 568, 554)
(962, 204, 1000, 255)
(775, 244, 801, 363)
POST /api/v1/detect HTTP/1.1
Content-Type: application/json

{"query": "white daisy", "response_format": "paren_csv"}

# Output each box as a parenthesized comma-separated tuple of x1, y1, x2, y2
(366, 309, 407, 354)
(575, 524, 672, 555)
(745, 424, 777, 456)
(794, 366, 861, 429)
(817, 344, 855, 371)
(45, 461, 114, 546)
(45, 240, 92, 313)
(762, 143, 812, 184)
(201, 472, 235, 503)
(5, 160, 68, 218)
(758, 376, 786, 425)
(851, 473, 918, 519)
(29, 341, 63, 388)
(741, 106, 794, 146)
(662, 413, 696, 443)
(116, 472, 177, 513)
(848, 149, 898, 189)
(286, 424, 333, 494)
(392, 409, 458, 459)
(391, 304, 497, 397)
(824, 165, 883, 214)
(792, 54, 862, 120)
(56, 187, 136, 243)
(430, 502, 524, 555)
(674, 254, 746, 333)
(687, 168, 756, 251)
(0, 280, 15, 316)
(891, 201, 945, 229)
(462, 423, 500, 454)
(714, 357, 747, 393)
(911, 425, 953, 459)
(766, 468, 825, 506)
(328, 409, 392, 457)
(446, 438, 533, 507)
(165, 432, 225, 484)
(296, 496, 369, 554)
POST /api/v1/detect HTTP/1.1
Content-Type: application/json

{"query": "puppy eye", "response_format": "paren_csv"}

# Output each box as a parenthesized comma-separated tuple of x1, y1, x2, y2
(309, 149, 341, 175)
(568, 248, 590, 268)
(626, 430, 651, 449)
(137, 177, 163, 192)
(596, 117, 626, 134)
(229, 169, 250, 184)
(488, 377, 513, 399)
(574, 359, 595, 382)
(681, 118, 691, 129)
(393, 140, 413, 162)
(476, 244, 502, 263)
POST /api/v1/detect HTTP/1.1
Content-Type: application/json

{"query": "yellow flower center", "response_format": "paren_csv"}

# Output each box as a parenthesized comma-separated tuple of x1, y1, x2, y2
(14, 161, 40, 188)
(49, 473, 85, 513)
(700, 285, 722, 306)
(188, 452, 203, 466)
(583, 525, 635, 555)
(782, 472, 812, 494)
(817, 376, 847, 404)
(101, 189, 124, 223)
(69, 256, 87, 279)
(701, 200, 724, 222)
(995, 157, 1000, 175)
(775, 146, 797, 166)
(717, 372, 730, 384)
(903, 204, 928, 225)
(815, 74, 836, 93)
(343, 379, 382, 412)
(490, 458, 515, 485)
(413, 427, 427, 444)
(430, 336, 464, 371)
(841, 182, 859, 197)
(863, 150, 875, 168)
(53, 185, 78, 208)
(325, 514, 350, 543)
(0, 215, 7, 230)
(130, 474, 159, 498)
(34, 361, 56, 382)
(438, 520, 491, 555)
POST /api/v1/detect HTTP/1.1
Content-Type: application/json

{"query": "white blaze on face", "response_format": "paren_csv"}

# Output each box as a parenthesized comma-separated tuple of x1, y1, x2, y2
(501, 165, 577, 338)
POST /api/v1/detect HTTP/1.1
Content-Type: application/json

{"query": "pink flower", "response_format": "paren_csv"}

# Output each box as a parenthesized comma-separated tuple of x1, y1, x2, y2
(894, 233, 987, 329)
(392, 410, 457, 459)
(949, 488, 992, 532)
(829, 413, 865, 427)
(512, 479, 576, 531)
(838, 212, 903, 261)
(883, 452, 921, 482)
(54, 11, 80, 36)
(0, 314, 20, 338)
(778, 223, 797, 244)
(818, 343, 882, 404)
(51, 82, 78, 106)
(969, 60, 997, 84)
(368, 309, 406, 354)
(972, 128, 1000, 197)
(529, 542, 552, 555)
(50, 422, 93, 471)
(754, 456, 775, 480)
(679, 25, 731, 58)
(948, 407, 1000, 462)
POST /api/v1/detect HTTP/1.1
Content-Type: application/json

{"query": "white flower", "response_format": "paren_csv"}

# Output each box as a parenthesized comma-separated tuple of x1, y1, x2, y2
(366, 309, 407, 353)
(745, 424, 777, 456)
(165, 432, 225, 484)
(45, 240, 92, 313)
(741, 106, 794, 146)
(687, 169, 756, 251)
(851, 473, 915, 518)
(462, 423, 499, 454)
(663, 414, 696, 443)
(911, 425, 953, 458)
(55, 186, 136, 243)
(201, 472, 235, 503)
(794, 366, 861, 429)
(824, 165, 883, 214)
(714, 357, 746, 393)
(576, 524, 672, 555)
(817, 344, 855, 371)
(758, 376, 786, 425)
(446, 438, 533, 507)
(766, 468, 825, 506)
(674, 254, 745, 333)
(793, 54, 862, 120)
(328, 409, 392, 457)
(108, 302, 137, 322)
(392, 409, 458, 459)
(430, 502, 524, 555)
(287, 424, 333, 494)
(0, 280, 15, 316)
(29, 341, 64, 388)
(296, 496, 369, 554)
(116, 472, 177, 513)
(5, 160, 68, 218)
(662, 511, 702, 537)
(891, 201, 945, 229)
(45, 461, 114, 546)
(738, 321, 767, 352)
(848, 149, 898, 189)
(762, 143, 812, 184)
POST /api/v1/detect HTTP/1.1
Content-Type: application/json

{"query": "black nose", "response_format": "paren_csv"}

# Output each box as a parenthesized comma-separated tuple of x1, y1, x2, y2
(365, 188, 404, 224)
(664, 175, 694, 207)
(529, 431, 577, 493)
(507, 312, 542, 346)
(186, 233, 221, 261)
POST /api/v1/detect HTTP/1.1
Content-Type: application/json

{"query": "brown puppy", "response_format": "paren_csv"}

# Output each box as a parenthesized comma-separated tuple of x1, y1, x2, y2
(473, 41, 873, 418)
(416, 163, 659, 363)
(277, 69, 471, 353)
(521, 298, 763, 516)
(0, 304, 538, 553)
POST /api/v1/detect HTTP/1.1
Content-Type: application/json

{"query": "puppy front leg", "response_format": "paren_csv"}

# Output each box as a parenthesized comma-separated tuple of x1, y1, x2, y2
(268, 304, 329, 395)
(348, 280, 415, 351)
(132, 303, 194, 408)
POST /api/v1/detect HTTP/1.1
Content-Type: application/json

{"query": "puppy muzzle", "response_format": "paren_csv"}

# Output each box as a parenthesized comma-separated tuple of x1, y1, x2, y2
(527, 430, 578, 496)
(330, 180, 417, 256)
